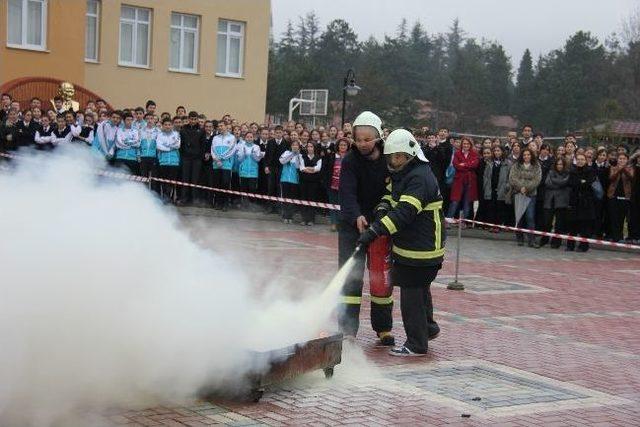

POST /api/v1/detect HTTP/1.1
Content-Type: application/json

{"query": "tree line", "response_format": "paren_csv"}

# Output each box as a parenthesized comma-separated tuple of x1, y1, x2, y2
(267, 12, 640, 136)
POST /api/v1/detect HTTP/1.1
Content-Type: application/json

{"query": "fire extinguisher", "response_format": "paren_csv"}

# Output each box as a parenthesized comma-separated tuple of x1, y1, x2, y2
(367, 235, 392, 298)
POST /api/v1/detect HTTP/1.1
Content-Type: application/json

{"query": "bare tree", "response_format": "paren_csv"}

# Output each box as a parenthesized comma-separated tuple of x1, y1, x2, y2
(622, 5, 640, 44)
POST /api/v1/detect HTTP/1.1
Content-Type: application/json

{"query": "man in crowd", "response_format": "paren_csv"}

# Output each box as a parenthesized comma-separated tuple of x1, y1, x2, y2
(264, 125, 289, 213)
(178, 111, 207, 205)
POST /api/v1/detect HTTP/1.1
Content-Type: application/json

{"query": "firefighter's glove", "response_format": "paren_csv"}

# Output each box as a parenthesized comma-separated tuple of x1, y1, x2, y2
(357, 224, 380, 248)
(374, 201, 392, 220)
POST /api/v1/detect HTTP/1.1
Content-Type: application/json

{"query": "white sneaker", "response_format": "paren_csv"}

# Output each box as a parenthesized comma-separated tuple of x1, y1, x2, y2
(389, 346, 427, 357)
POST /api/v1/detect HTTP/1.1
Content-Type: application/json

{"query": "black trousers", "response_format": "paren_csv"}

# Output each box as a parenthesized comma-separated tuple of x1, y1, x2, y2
(630, 199, 640, 240)
(399, 267, 439, 354)
(534, 199, 545, 231)
(567, 218, 592, 251)
(117, 159, 139, 176)
(541, 207, 568, 247)
(300, 180, 320, 223)
(280, 182, 299, 220)
(212, 169, 231, 208)
(140, 157, 158, 193)
(180, 158, 202, 202)
(337, 221, 393, 337)
(486, 198, 508, 226)
(239, 177, 258, 209)
(158, 165, 179, 202)
(593, 198, 607, 238)
(608, 198, 630, 242)
(266, 166, 282, 213)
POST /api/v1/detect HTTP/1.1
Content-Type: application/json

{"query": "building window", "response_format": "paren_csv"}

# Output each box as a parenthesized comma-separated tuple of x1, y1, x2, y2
(169, 12, 199, 73)
(7, 0, 47, 50)
(216, 19, 244, 77)
(119, 5, 151, 68)
(85, 0, 100, 61)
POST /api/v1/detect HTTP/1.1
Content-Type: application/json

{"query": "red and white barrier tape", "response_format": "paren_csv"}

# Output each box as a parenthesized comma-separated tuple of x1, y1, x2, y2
(445, 217, 640, 251)
(2, 150, 639, 250)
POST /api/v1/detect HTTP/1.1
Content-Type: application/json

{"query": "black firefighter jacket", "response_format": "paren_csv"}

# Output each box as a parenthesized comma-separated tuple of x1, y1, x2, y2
(373, 158, 446, 267)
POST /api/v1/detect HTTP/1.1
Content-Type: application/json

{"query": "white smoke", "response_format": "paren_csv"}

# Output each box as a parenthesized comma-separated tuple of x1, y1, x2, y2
(0, 147, 349, 426)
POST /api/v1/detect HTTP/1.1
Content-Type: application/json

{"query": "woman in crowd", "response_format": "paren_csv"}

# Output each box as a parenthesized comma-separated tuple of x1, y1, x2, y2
(507, 141, 521, 165)
(541, 158, 571, 248)
(567, 153, 597, 252)
(279, 139, 302, 224)
(482, 145, 510, 231)
(474, 147, 493, 224)
(607, 152, 635, 243)
(629, 149, 640, 243)
(508, 148, 542, 247)
(448, 136, 479, 221)
(299, 142, 322, 226)
(322, 138, 349, 232)
(236, 130, 265, 210)
(592, 148, 610, 239)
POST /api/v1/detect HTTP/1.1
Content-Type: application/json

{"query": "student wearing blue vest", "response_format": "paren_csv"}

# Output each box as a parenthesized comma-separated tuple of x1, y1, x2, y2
(139, 113, 159, 192)
(115, 112, 141, 175)
(156, 117, 181, 204)
(236, 131, 265, 209)
(211, 122, 237, 211)
(279, 139, 302, 223)
(94, 110, 122, 162)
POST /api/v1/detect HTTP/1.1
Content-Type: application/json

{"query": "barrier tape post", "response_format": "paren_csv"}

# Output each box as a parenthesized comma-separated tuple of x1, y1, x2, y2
(447, 211, 465, 291)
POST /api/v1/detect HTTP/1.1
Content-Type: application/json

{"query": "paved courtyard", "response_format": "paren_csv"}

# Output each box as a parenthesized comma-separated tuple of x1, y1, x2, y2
(109, 208, 640, 426)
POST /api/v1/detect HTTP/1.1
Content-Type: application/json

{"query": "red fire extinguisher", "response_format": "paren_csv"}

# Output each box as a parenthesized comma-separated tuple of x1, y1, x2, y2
(367, 235, 392, 298)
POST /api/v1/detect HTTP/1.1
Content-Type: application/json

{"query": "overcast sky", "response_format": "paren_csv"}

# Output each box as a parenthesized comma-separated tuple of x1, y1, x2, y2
(271, 0, 638, 68)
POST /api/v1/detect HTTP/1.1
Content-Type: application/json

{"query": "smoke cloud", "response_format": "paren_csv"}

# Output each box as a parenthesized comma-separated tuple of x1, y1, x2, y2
(0, 148, 348, 426)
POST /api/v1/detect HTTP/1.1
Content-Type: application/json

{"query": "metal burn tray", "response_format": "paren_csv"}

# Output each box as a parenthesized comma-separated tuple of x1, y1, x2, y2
(245, 333, 343, 402)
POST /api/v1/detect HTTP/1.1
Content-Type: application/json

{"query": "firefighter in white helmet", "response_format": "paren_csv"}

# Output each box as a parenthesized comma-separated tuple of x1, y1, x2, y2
(357, 128, 445, 356)
(338, 111, 395, 346)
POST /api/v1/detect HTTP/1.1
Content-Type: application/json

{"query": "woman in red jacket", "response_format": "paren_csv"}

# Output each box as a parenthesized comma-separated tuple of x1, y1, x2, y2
(447, 137, 480, 221)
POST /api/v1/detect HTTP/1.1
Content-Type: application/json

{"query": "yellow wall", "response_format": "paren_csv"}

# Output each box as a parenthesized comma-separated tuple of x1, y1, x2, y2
(84, 0, 271, 123)
(0, 0, 86, 85)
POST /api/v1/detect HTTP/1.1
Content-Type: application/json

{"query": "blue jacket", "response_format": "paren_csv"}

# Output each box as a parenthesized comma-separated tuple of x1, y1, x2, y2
(237, 140, 264, 178)
(211, 133, 236, 171)
(156, 130, 181, 166)
(115, 127, 140, 161)
(139, 127, 158, 158)
(279, 150, 301, 184)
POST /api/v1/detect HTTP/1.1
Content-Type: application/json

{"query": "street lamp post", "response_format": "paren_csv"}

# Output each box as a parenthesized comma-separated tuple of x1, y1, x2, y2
(341, 68, 361, 129)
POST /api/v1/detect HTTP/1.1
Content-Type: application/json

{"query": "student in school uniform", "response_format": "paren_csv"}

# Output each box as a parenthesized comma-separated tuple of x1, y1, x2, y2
(236, 131, 265, 210)
(256, 127, 270, 198)
(299, 142, 323, 225)
(75, 112, 96, 147)
(94, 110, 122, 161)
(0, 109, 20, 152)
(16, 109, 39, 147)
(265, 125, 290, 213)
(50, 114, 73, 147)
(156, 117, 181, 204)
(34, 115, 55, 151)
(210, 121, 237, 211)
(115, 112, 141, 175)
(52, 96, 67, 115)
(139, 113, 159, 192)
(200, 120, 216, 204)
(279, 139, 302, 223)
(133, 107, 147, 131)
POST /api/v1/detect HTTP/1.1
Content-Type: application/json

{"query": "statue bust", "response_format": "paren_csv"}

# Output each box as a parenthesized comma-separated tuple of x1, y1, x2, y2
(50, 82, 80, 112)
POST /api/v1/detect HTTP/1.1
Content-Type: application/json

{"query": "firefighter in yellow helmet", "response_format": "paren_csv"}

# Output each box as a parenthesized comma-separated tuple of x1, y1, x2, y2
(357, 129, 445, 356)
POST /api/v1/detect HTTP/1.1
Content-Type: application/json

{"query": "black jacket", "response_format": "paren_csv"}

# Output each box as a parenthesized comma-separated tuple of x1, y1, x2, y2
(0, 121, 19, 151)
(569, 165, 597, 220)
(423, 139, 452, 191)
(16, 120, 39, 147)
(536, 156, 554, 201)
(265, 138, 289, 169)
(338, 147, 388, 225)
(372, 159, 445, 267)
(179, 124, 207, 159)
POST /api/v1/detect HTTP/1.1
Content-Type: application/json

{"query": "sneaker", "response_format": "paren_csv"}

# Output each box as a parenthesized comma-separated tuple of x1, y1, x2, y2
(389, 346, 427, 357)
(377, 331, 395, 347)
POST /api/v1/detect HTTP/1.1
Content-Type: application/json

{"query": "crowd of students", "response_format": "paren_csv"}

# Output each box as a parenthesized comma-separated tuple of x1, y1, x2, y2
(1, 93, 638, 248)
(418, 126, 640, 250)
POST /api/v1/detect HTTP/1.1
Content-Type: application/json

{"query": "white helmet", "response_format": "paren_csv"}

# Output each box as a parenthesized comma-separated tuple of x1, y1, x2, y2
(384, 129, 428, 162)
(352, 111, 383, 140)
